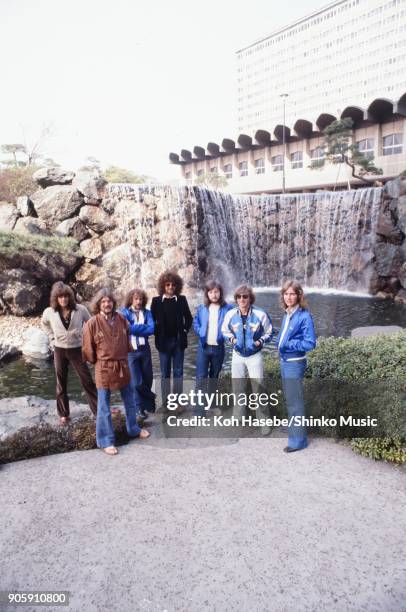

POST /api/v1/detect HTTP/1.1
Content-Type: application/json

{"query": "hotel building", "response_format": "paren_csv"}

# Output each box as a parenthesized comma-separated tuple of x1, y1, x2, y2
(170, 0, 406, 193)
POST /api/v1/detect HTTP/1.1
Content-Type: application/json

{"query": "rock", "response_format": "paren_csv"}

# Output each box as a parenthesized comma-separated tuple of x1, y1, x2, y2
(0, 246, 83, 316)
(100, 229, 124, 252)
(0, 203, 19, 231)
(0, 342, 19, 361)
(21, 327, 51, 359)
(351, 325, 403, 338)
(13, 217, 50, 236)
(80, 237, 103, 260)
(397, 196, 406, 234)
(399, 262, 406, 288)
(374, 243, 401, 276)
(72, 172, 107, 204)
(16, 195, 35, 217)
(55, 217, 89, 242)
(395, 288, 406, 303)
(33, 167, 75, 188)
(399, 176, 406, 196)
(384, 178, 400, 199)
(376, 209, 403, 244)
(79, 205, 115, 233)
(30, 186, 84, 228)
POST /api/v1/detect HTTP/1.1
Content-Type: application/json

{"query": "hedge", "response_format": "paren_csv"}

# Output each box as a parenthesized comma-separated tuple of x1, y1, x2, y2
(264, 331, 406, 463)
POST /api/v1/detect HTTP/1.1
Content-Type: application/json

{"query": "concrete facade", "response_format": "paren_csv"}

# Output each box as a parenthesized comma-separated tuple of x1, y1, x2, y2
(236, 0, 406, 134)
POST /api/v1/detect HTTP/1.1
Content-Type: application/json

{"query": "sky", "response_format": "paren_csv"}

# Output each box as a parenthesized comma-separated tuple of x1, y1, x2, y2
(0, 0, 328, 181)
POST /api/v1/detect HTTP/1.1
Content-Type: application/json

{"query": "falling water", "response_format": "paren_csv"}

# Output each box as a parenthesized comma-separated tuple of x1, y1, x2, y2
(105, 183, 383, 293)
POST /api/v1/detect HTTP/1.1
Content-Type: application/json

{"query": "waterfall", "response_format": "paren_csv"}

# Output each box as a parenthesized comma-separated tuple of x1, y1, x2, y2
(105, 183, 383, 294)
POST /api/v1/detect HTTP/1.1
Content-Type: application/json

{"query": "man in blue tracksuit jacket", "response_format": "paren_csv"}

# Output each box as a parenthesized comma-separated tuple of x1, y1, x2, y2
(193, 281, 233, 382)
(222, 285, 273, 424)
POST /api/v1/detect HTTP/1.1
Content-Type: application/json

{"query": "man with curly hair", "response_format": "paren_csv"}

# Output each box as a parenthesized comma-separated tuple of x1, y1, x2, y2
(151, 270, 193, 409)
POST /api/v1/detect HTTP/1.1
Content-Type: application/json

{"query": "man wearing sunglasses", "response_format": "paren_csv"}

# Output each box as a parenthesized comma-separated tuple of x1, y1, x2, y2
(222, 285, 273, 426)
(151, 270, 193, 411)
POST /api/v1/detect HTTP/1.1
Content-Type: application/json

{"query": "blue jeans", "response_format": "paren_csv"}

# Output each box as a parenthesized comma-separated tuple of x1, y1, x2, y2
(195, 344, 225, 415)
(158, 337, 184, 407)
(96, 383, 141, 448)
(280, 359, 307, 450)
(128, 345, 156, 415)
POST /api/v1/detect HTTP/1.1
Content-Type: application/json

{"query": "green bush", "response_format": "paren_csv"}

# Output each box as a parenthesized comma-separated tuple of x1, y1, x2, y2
(264, 332, 406, 463)
(0, 230, 81, 257)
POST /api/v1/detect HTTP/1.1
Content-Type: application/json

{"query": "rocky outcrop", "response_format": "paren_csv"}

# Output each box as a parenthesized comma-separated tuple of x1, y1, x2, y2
(33, 167, 75, 187)
(13, 217, 50, 236)
(79, 205, 115, 233)
(0, 315, 42, 361)
(30, 186, 84, 228)
(55, 216, 89, 242)
(0, 236, 83, 315)
(73, 171, 107, 204)
(16, 195, 35, 217)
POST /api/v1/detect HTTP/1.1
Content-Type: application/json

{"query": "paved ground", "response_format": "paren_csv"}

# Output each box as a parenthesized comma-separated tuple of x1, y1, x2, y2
(1, 432, 405, 612)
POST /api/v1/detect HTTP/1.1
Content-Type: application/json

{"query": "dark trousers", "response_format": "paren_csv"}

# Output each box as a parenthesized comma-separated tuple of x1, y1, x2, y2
(128, 345, 156, 414)
(54, 346, 98, 417)
(195, 344, 225, 415)
(158, 337, 184, 407)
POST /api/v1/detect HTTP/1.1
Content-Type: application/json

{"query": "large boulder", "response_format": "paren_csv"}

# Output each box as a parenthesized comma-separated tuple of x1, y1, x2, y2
(397, 196, 406, 234)
(72, 172, 107, 204)
(80, 237, 103, 260)
(16, 195, 35, 217)
(21, 327, 51, 359)
(55, 216, 89, 242)
(30, 186, 84, 228)
(0, 203, 19, 231)
(79, 205, 115, 233)
(374, 242, 402, 277)
(13, 217, 50, 236)
(33, 167, 75, 188)
(0, 236, 83, 315)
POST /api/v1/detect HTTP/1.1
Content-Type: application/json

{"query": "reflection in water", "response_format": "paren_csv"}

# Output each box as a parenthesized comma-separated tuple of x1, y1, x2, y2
(0, 291, 405, 401)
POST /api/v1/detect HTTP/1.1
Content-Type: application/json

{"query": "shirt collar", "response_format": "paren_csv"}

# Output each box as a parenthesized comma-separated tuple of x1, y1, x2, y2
(285, 304, 300, 316)
(101, 312, 116, 321)
(162, 295, 177, 301)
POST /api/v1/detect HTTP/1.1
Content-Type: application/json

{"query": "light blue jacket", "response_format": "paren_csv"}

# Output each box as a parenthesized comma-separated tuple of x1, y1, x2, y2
(222, 306, 273, 357)
(193, 303, 233, 347)
(119, 307, 154, 350)
(276, 307, 316, 361)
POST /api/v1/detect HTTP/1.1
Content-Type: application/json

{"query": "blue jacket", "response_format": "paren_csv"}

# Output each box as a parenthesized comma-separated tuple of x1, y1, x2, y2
(222, 306, 273, 357)
(193, 303, 233, 347)
(119, 307, 154, 350)
(276, 307, 316, 361)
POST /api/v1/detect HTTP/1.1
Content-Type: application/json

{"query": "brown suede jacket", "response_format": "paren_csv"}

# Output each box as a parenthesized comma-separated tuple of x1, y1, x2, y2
(82, 312, 132, 390)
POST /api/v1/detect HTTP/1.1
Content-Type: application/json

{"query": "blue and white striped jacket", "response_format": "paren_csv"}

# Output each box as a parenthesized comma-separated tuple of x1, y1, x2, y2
(222, 306, 273, 357)
(276, 307, 316, 362)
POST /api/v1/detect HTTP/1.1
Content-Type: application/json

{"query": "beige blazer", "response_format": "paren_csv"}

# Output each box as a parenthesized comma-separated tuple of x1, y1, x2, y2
(41, 304, 91, 349)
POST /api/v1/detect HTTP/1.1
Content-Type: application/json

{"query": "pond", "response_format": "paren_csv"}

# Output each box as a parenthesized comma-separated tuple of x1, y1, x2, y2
(0, 290, 405, 401)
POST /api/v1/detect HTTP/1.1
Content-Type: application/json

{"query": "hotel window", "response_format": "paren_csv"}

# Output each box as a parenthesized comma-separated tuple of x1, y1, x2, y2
(223, 163, 232, 179)
(210, 166, 218, 174)
(310, 147, 325, 167)
(255, 158, 265, 174)
(291, 151, 303, 169)
(382, 133, 403, 155)
(271, 155, 283, 172)
(197, 169, 204, 177)
(239, 161, 248, 177)
(356, 138, 374, 159)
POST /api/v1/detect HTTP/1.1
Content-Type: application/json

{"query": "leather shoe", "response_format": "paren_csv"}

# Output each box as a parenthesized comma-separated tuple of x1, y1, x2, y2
(283, 446, 302, 453)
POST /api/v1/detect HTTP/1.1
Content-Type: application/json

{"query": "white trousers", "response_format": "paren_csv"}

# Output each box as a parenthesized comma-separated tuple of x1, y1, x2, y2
(231, 351, 265, 421)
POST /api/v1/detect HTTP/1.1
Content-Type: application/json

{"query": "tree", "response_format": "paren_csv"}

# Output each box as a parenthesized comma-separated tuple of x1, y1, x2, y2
(1, 144, 27, 167)
(319, 117, 382, 184)
(103, 166, 152, 183)
(195, 172, 228, 190)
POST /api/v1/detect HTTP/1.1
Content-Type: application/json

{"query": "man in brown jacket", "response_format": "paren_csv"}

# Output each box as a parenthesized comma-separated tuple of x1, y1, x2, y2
(82, 288, 150, 455)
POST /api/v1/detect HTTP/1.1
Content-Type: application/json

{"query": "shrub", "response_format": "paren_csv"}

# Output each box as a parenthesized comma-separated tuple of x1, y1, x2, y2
(0, 231, 81, 257)
(0, 166, 38, 203)
(264, 332, 406, 463)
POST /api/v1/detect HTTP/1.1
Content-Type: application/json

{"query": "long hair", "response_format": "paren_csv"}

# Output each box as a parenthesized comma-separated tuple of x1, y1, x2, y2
(204, 280, 225, 307)
(123, 288, 148, 310)
(280, 280, 307, 309)
(50, 282, 77, 311)
(90, 288, 117, 315)
(233, 284, 255, 305)
(157, 270, 183, 296)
